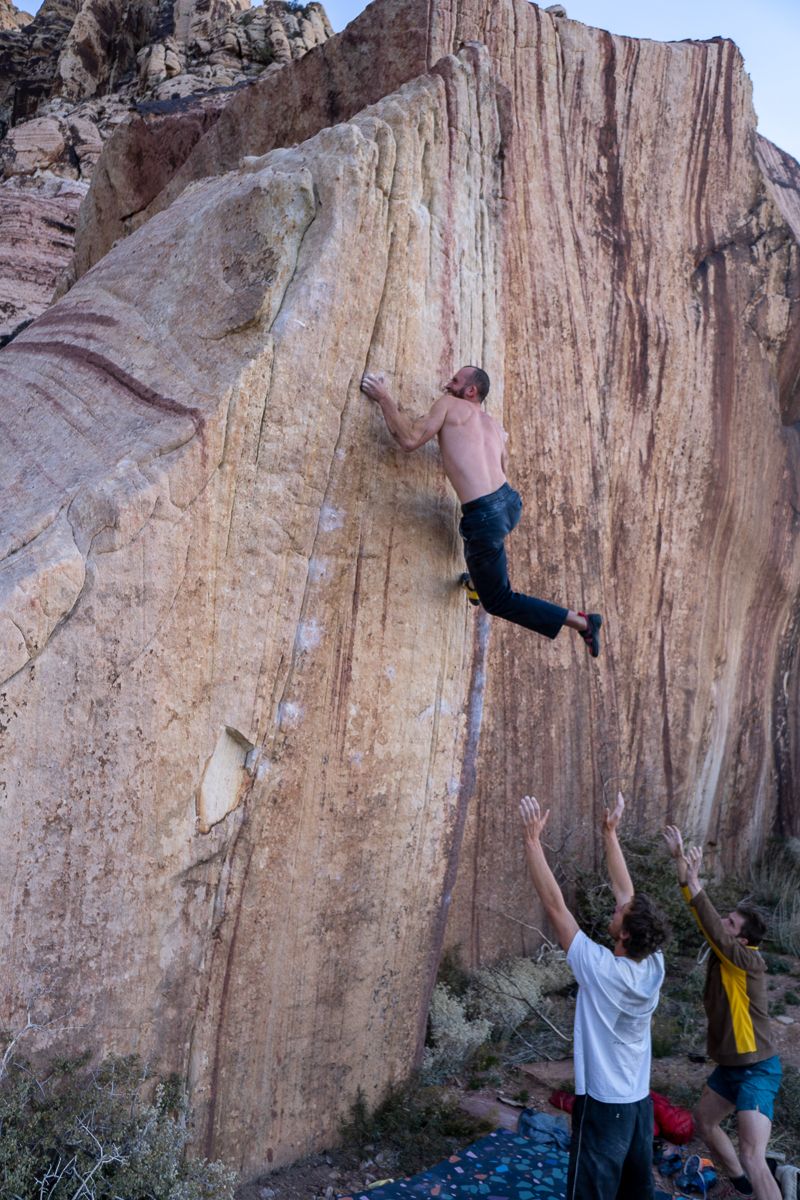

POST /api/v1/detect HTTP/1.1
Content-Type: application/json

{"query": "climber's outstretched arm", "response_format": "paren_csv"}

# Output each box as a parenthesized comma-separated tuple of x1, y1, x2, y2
(361, 373, 449, 451)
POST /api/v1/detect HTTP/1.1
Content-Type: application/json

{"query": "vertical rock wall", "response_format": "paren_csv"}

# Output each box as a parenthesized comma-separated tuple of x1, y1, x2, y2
(0, 46, 504, 1170)
(1, 0, 799, 1176)
(445, 10, 800, 964)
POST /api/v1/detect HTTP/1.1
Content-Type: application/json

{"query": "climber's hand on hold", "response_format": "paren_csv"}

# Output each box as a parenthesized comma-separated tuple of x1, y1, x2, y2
(360, 372, 390, 404)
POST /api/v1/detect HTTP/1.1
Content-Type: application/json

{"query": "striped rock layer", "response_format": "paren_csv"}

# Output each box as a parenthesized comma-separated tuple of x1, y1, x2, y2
(1, 0, 799, 1175)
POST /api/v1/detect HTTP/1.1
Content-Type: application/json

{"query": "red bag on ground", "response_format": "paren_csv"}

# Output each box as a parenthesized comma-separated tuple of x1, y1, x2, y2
(650, 1091, 695, 1144)
(548, 1090, 575, 1114)
(550, 1091, 661, 1135)
(548, 1089, 693, 1144)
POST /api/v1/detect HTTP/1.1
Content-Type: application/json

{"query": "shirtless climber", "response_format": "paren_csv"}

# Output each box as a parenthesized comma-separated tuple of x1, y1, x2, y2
(360, 365, 602, 654)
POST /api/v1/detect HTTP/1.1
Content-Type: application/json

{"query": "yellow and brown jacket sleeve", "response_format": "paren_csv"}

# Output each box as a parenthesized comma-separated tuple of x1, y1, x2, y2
(682, 886, 776, 1066)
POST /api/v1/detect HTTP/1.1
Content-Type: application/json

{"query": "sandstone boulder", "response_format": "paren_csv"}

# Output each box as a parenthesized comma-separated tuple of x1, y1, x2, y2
(0, 114, 66, 175)
(0, 42, 504, 1172)
(0, 176, 86, 343)
(0, 2, 333, 335)
(1, 0, 799, 1181)
(0, 0, 31, 30)
(71, 0, 440, 274)
(55, 90, 230, 299)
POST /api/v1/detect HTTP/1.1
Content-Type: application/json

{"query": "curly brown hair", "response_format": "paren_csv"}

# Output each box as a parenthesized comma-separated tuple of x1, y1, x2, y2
(736, 904, 768, 946)
(621, 893, 671, 961)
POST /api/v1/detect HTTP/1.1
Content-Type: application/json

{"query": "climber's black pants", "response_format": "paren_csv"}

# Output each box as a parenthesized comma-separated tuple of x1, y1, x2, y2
(459, 483, 567, 639)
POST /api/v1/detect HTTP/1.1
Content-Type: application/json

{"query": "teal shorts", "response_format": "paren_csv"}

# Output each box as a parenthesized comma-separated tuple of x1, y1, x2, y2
(707, 1056, 782, 1120)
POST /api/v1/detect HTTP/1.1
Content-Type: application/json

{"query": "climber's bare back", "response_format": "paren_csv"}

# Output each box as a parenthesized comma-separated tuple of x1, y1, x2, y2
(437, 394, 507, 504)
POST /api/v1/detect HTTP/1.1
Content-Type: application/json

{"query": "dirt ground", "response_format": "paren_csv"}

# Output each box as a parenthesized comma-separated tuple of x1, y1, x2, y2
(235, 963, 800, 1200)
(234, 1148, 399, 1200)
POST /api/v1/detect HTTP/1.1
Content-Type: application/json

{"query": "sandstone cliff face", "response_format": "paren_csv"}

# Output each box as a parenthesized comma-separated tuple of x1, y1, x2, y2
(0, 176, 85, 344)
(0, 0, 332, 338)
(1, 0, 799, 1178)
(0, 41, 504, 1171)
(445, 14, 800, 964)
(0, 0, 31, 31)
(0, 0, 330, 133)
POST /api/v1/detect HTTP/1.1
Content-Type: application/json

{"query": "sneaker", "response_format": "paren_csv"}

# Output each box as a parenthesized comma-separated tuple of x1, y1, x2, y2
(459, 572, 480, 607)
(578, 611, 602, 657)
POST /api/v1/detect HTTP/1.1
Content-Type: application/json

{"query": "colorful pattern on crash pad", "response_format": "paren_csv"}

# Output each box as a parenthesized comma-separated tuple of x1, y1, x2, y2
(342, 1130, 568, 1200)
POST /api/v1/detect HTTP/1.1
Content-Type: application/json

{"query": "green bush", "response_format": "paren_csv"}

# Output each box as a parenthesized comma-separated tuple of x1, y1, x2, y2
(764, 953, 793, 975)
(339, 1082, 492, 1177)
(573, 836, 687, 951)
(650, 1014, 682, 1059)
(0, 1053, 237, 1199)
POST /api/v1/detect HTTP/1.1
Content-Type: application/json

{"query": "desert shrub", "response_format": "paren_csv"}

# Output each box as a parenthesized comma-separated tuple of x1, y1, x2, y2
(649, 1075, 699, 1112)
(436, 945, 472, 998)
(573, 836, 690, 951)
(467, 963, 542, 1034)
(0, 1053, 237, 1199)
(650, 1013, 682, 1059)
(339, 1082, 492, 1177)
(466, 951, 573, 1036)
(251, 43, 276, 65)
(650, 958, 707, 1056)
(421, 985, 491, 1084)
(750, 839, 800, 955)
(529, 946, 574, 996)
(764, 954, 793, 974)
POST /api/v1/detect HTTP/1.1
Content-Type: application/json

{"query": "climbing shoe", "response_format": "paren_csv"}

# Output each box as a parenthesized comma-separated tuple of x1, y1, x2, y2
(578, 611, 602, 657)
(459, 572, 480, 607)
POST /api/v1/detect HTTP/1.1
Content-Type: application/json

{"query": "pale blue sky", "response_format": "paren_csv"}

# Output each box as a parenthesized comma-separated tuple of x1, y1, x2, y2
(15, 0, 799, 161)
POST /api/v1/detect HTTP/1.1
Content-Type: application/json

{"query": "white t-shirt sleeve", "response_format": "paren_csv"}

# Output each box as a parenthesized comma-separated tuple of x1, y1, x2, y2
(567, 928, 613, 985)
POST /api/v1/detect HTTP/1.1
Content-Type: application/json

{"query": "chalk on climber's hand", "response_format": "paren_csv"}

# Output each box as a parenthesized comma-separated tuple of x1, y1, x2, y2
(360, 371, 387, 400)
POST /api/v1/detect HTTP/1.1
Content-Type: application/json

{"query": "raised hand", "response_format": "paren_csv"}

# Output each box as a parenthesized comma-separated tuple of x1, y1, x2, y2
(519, 794, 550, 842)
(685, 844, 703, 889)
(602, 790, 625, 835)
(663, 824, 689, 884)
(662, 825, 685, 859)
